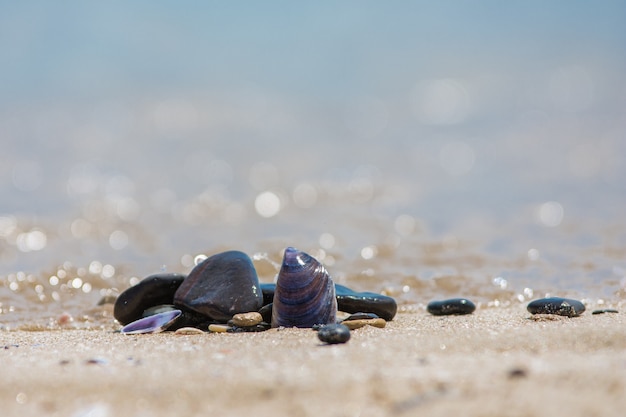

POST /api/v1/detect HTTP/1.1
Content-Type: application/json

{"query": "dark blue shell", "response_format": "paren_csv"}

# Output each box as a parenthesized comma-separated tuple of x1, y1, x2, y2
(271, 247, 337, 328)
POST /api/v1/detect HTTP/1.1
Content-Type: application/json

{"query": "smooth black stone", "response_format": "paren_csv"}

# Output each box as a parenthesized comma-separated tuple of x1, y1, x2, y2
(261, 283, 397, 321)
(343, 312, 380, 321)
(114, 273, 186, 325)
(527, 297, 585, 317)
(261, 283, 276, 305)
(318, 323, 351, 344)
(427, 298, 476, 316)
(258, 303, 273, 323)
(592, 309, 619, 315)
(174, 250, 263, 322)
(335, 284, 397, 321)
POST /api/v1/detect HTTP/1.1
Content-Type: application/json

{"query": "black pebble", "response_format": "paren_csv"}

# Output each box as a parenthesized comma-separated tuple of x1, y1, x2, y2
(592, 309, 619, 315)
(335, 284, 397, 321)
(261, 283, 398, 321)
(427, 298, 476, 316)
(114, 273, 186, 325)
(527, 297, 585, 317)
(258, 303, 273, 323)
(318, 324, 351, 344)
(508, 368, 528, 379)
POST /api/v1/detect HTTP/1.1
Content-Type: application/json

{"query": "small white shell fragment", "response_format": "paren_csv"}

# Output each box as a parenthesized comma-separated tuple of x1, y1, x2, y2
(174, 327, 205, 335)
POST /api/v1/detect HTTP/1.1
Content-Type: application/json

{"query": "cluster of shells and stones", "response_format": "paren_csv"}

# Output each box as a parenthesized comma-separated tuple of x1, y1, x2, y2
(114, 247, 398, 335)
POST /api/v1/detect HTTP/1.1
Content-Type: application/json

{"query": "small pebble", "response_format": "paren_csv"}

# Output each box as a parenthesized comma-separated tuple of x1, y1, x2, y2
(85, 358, 108, 365)
(258, 303, 273, 323)
(341, 318, 387, 330)
(208, 324, 231, 333)
(508, 368, 528, 379)
(591, 309, 619, 315)
(427, 298, 476, 316)
(229, 312, 263, 327)
(318, 323, 351, 344)
(57, 312, 73, 325)
(174, 327, 205, 335)
(527, 297, 585, 317)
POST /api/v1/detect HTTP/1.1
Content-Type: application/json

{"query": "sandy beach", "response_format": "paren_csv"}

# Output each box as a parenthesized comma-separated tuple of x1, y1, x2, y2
(2, 304, 625, 417)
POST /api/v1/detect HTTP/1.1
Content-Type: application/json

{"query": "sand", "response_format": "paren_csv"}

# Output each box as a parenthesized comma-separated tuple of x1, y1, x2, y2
(2, 304, 626, 417)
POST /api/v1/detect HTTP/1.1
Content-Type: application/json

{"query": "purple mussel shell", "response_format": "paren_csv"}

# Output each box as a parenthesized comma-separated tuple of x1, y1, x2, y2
(121, 309, 182, 334)
(271, 247, 337, 328)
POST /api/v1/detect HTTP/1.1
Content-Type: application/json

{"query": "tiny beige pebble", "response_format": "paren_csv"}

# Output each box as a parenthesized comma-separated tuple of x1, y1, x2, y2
(230, 312, 263, 327)
(174, 327, 205, 335)
(341, 318, 387, 330)
(208, 324, 231, 333)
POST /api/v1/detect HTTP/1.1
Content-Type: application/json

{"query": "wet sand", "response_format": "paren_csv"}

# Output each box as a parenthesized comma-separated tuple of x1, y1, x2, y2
(2, 304, 626, 417)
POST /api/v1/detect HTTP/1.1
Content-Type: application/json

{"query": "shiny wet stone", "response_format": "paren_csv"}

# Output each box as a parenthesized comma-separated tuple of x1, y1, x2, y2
(258, 303, 273, 323)
(527, 297, 585, 317)
(174, 250, 263, 322)
(318, 323, 351, 344)
(114, 273, 186, 325)
(260, 283, 397, 321)
(427, 298, 476, 316)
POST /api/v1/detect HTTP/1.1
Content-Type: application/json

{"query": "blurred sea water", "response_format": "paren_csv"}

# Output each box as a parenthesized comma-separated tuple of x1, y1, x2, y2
(1, 2, 625, 327)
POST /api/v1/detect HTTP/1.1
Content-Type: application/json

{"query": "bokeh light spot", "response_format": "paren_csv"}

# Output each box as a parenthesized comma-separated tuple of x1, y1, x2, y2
(293, 183, 318, 209)
(109, 230, 129, 250)
(537, 201, 564, 227)
(255, 191, 281, 218)
(319, 233, 336, 249)
(16, 229, 47, 252)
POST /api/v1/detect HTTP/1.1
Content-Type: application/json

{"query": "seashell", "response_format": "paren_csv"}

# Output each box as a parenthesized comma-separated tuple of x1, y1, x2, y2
(174, 250, 263, 322)
(271, 247, 337, 328)
(174, 327, 205, 335)
(121, 309, 182, 334)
